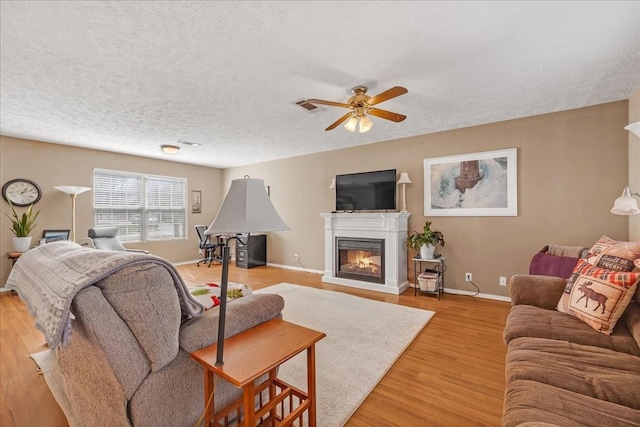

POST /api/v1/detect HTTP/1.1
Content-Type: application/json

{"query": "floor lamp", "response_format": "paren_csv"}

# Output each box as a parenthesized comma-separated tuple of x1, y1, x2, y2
(205, 177, 289, 365)
(54, 186, 92, 242)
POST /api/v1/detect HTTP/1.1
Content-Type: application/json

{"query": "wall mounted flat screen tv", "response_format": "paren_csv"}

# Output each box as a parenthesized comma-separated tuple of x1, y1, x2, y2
(335, 169, 396, 211)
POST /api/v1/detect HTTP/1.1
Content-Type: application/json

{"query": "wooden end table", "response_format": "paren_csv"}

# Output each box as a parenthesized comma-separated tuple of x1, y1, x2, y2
(190, 318, 326, 427)
(8, 252, 23, 266)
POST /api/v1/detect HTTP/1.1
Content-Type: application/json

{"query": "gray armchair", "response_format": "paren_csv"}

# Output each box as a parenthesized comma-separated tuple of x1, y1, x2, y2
(87, 227, 149, 253)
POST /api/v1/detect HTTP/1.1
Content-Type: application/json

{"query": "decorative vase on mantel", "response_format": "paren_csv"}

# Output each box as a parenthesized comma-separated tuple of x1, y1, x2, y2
(12, 236, 32, 253)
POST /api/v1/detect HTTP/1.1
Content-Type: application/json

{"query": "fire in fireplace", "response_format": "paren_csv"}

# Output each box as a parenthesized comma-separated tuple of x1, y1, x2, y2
(336, 237, 385, 284)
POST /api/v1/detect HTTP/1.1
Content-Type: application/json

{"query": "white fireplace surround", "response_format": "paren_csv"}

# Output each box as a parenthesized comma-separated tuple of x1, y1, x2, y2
(320, 212, 411, 294)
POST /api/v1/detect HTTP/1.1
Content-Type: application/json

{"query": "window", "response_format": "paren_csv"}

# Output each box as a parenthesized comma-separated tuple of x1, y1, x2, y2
(93, 168, 187, 242)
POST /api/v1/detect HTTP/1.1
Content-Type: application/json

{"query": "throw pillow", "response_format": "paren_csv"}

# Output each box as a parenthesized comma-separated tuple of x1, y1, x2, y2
(188, 282, 253, 311)
(584, 236, 640, 272)
(556, 259, 640, 334)
(529, 251, 580, 279)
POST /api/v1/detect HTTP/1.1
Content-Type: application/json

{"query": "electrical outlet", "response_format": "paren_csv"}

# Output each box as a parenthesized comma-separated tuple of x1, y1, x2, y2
(500, 276, 507, 287)
(294, 254, 299, 261)
(465, 272, 472, 282)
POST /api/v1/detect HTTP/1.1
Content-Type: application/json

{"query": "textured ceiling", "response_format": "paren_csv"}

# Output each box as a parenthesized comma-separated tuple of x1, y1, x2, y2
(1, 1, 639, 169)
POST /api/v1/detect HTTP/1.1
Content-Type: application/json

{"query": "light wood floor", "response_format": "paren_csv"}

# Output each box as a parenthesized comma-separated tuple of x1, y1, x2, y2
(0, 262, 511, 426)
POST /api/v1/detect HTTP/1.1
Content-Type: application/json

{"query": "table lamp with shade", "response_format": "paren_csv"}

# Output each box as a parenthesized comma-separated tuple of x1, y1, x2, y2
(205, 176, 289, 366)
(54, 186, 92, 242)
(396, 172, 412, 213)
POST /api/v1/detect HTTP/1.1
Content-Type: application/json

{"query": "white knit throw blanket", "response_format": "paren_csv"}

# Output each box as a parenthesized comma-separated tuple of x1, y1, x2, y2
(6, 241, 203, 349)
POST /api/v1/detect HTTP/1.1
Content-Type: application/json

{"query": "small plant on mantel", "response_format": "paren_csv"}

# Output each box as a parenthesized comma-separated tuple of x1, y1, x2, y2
(407, 221, 445, 259)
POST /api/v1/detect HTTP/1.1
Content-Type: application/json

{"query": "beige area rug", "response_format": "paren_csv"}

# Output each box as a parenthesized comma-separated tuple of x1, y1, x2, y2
(31, 283, 434, 427)
(30, 349, 79, 427)
(255, 283, 435, 427)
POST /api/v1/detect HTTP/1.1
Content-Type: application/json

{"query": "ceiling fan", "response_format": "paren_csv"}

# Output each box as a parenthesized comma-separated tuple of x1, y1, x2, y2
(306, 85, 408, 132)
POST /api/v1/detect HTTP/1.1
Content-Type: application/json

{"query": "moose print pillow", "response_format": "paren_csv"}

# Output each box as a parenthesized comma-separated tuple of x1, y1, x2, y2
(556, 259, 640, 334)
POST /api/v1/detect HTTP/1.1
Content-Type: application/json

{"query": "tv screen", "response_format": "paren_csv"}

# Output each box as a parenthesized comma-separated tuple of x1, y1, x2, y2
(335, 169, 396, 211)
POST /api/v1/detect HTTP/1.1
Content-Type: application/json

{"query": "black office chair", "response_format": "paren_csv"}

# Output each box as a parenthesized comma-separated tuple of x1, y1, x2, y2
(194, 225, 224, 267)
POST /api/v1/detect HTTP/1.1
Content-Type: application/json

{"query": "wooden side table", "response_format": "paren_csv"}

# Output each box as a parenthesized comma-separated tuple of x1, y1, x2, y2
(8, 252, 23, 266)
(191, 318, 326, 427)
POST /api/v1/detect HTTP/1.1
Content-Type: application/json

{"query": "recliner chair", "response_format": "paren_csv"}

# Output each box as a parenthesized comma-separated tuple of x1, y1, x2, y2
(87, 227, 149, 253)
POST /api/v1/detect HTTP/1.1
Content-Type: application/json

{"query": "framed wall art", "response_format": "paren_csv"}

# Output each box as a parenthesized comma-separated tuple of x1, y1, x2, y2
(191, 190, 202, 214)
(424, 148, 518, 216)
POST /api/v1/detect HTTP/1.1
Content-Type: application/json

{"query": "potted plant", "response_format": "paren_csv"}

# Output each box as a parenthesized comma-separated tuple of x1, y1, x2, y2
(5, 202, 40, 252)
(407, 221, 445, 259)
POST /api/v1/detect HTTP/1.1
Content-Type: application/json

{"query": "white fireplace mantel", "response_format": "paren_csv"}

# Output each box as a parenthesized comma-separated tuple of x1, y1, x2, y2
(320, 212, 411, 294)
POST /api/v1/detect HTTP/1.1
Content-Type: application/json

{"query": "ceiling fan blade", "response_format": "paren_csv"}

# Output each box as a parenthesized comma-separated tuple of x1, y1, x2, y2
(368, 108, 406, 122)
(307, 98, 350, 108)
(325, 112, 353, 131)
(367, 86, 408, 106)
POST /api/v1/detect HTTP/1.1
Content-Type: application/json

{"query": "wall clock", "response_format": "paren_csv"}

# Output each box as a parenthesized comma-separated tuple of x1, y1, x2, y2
(2, 178, 42, 207)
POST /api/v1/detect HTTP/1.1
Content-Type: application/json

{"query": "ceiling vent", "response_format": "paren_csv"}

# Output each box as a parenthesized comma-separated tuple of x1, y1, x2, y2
(293, 99, 324, 113)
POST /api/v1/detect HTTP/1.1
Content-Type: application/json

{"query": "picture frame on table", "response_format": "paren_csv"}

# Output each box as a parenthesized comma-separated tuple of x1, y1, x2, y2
(42, 229, 71, 243)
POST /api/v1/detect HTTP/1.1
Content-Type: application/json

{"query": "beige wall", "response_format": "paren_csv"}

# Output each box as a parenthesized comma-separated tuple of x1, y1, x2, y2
(1, 136, 224, 286)
(226, 101, 630, 298)
(629, 89, 640, 240)
(1, 101, 632, 297)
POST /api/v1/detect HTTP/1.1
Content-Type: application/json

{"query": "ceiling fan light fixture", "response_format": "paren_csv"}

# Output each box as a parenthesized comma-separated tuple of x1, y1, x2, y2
(359, 115, 373, 133)
(344, 117, 358, 132)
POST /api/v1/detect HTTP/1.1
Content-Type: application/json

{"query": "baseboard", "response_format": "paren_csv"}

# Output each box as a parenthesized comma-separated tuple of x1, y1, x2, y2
(443, 287, 511, 302)
(170, 260, 510, 301)
(0, 287, 13, 293)
(266, 262, 324, 275)
(172, 259, 203, 266)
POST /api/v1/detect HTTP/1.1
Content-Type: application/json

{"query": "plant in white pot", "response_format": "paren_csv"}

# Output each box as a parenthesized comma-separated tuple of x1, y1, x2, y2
(5, 202, 40, 252)
(407, 221, 445, 260)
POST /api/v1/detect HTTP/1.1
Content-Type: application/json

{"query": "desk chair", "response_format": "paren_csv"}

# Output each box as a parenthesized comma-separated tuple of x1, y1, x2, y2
(195, 225, 224, 267)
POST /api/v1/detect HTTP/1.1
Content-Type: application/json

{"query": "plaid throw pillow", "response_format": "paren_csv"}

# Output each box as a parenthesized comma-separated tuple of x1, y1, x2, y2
(556, 259, 640, 334)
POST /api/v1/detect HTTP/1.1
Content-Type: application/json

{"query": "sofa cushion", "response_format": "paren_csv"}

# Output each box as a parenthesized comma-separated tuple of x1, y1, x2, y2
(585, 235, 640, 272)
(506, 337, 640, 409)
(503, 379, 640, 427)
(504, 305, 640, 356)
(97, 263, 182, 372)
(556, 259, 640, 334)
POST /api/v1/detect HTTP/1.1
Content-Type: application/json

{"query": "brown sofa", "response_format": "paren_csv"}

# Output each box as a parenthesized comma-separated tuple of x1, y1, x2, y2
(503, 274, 640, 426)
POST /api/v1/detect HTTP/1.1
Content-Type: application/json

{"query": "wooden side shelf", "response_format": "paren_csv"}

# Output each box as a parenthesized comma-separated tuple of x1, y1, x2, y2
(191, 318, 326, 427)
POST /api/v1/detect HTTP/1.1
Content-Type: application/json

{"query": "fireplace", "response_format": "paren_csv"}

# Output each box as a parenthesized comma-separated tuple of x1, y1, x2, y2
(336, 238, 385, 284)
(320, 212, 410, 295)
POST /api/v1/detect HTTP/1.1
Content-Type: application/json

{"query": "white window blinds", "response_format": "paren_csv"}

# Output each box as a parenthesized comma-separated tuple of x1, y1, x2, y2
(93, 168, 187, 242)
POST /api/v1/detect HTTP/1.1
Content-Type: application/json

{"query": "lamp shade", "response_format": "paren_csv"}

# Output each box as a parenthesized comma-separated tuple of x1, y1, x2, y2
(610, 187, 640, 215)
(397, 172, 412, 184)
(624, 121, 640, 138)
(344, 117, 357, 132)
(359, 115, 373, 133)
(205, 178, 289, 235)
(54, 186, 91, 195)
